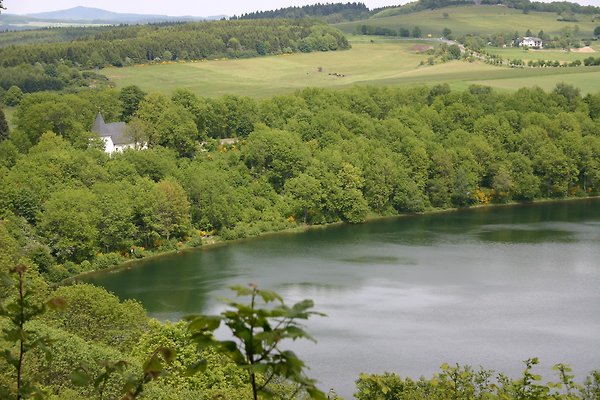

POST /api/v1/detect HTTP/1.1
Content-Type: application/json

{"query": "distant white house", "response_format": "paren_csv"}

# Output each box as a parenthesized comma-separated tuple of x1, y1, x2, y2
(519, 37, 543, 48)
(92, 113, 143, 154)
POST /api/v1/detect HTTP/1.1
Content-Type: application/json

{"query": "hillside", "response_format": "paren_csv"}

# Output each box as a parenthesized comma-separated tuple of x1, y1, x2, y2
(334, 5, 599, 38)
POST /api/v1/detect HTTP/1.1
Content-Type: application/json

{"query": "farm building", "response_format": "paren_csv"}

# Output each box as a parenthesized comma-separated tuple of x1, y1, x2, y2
(518, 37, 543, 48)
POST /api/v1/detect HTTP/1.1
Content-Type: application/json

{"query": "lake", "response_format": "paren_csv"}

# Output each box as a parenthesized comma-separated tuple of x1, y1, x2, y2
(85, 199, 600, 397)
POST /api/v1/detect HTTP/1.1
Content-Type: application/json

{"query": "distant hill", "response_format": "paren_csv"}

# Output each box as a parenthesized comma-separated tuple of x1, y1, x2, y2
(26, 6, 224, 23)
(0, 6, 225, 29)
(28, 6, 167, 22)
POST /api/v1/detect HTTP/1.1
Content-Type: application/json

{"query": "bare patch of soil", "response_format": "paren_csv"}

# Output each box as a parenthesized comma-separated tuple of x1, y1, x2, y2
(572, 46, 596, 53)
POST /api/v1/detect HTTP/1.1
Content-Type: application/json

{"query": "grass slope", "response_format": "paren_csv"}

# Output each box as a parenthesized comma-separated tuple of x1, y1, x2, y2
(100, 37, 600, 97)
(335, 5, 599, 38)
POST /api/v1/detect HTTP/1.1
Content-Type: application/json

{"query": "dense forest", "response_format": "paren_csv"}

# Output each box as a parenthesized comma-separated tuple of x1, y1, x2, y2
(1, 85, 600, 399)
(0, 26, 121, 47)
(237, 2, 370, 22)
(0, 83, 599, 283)
(0, 20, 349, 68)
(0, 19, 349, 95)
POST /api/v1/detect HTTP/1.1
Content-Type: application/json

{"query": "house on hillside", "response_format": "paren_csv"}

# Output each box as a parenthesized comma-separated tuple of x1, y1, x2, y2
(518, 37, 543, 48)
(92, 113, 143, 154)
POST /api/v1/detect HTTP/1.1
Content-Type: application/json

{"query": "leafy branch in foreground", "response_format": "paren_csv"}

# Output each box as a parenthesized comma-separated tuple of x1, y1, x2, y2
(0, 265, 65, 399)
(186, 284, 326, 400)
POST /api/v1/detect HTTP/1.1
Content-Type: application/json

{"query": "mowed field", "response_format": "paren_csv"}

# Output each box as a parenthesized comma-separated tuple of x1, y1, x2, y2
(101, 37, 600, 98)
(335, 5, 599, 38)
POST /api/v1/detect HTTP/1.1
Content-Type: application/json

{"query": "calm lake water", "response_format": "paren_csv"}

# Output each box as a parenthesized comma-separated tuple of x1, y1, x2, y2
(85, 199, 600, 397)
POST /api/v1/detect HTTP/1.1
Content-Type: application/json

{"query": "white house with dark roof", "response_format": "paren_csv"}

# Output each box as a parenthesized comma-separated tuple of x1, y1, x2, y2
(519, 37, 543, 48)
(92, 113, 141, 154)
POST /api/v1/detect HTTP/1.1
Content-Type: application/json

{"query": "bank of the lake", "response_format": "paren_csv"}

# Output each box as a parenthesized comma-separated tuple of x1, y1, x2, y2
(67, 196, 599, 283)
(83, 197, 600, 397)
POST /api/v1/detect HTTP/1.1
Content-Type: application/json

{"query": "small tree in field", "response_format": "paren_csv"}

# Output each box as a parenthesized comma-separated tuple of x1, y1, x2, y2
(186, 284, 326, 400)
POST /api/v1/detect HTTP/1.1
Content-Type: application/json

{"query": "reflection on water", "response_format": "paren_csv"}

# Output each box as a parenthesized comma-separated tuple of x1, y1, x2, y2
(340, 255, 418, 265)
(477, 227, 575, 243)
(84, 199, 600, 397)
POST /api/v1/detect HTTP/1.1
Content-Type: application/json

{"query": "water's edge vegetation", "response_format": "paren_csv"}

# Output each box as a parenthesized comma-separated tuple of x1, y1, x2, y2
(64, 195, 600, 282)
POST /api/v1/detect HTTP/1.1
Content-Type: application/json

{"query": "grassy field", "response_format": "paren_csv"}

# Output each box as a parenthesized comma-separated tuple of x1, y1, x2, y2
(100, 37, 600, 98)
(335, 5, 599, 38)
(470, 68, 600, 93)
(484, 45, 599, 63)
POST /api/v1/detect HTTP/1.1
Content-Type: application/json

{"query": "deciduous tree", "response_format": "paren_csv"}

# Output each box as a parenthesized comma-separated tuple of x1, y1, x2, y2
(186, 285, 326, 400)
(119, 85, 146, 122)
(38, 188, 100, 263)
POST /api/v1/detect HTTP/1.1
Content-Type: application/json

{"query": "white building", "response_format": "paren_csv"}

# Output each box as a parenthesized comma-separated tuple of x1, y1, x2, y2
(92, 113, 141, 154)
(519, 37, 543, 48)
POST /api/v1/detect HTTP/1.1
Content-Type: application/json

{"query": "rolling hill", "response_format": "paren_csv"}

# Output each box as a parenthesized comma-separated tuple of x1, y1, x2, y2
(25, 6, 222, 23)
(334, 5, 599, 38)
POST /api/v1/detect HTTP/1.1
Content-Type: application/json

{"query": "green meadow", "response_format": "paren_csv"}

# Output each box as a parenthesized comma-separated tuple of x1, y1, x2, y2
(101, 38, 600, 98)
(470, 68, 600, 93)
(335, 5, 599, 38)
(486, 45, 599, 63)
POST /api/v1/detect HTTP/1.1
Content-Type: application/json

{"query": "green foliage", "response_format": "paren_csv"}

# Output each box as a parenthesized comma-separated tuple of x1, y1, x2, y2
(93, 182, 137, 254)
(186, 284, 326, 400)
(411, 26, 422, 38)
(136, 92, 199, 158)
(28, 322, 134, 400)
(244, 127, 310, 191)
(44, 284, 147, 352)
(0, 265, 65, 399)
(448, 44, 461, 59)
(4, 86, 23, 107)
(119, 86, 146, 123)
(1, 84, 599, 281)
(239, 3, 369, 21)
(355, 359, 600, 400)
(132, 320, 251, 398)
(0, 20, 350, 69)
(14, 90, 119, 148)
(38, 188, 100, 263)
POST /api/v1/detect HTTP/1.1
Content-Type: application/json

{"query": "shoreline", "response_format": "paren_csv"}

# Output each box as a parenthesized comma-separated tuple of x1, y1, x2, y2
(63, 195, 600, 283)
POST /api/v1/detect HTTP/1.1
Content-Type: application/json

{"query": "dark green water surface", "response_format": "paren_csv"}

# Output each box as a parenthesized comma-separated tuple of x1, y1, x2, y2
(85, 199, 600, 396)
